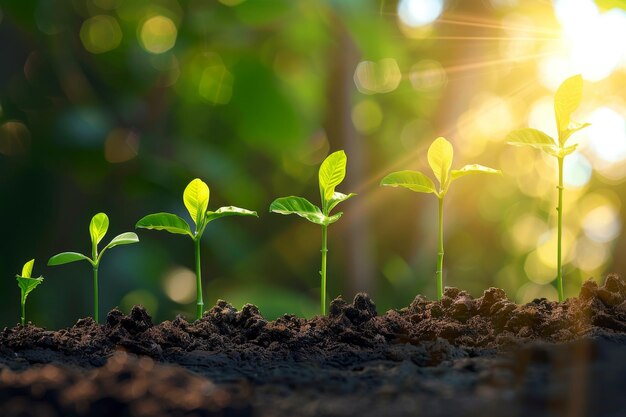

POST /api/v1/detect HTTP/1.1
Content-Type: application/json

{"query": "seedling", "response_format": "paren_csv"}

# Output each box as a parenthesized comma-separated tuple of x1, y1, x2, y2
(270, 150, 356, 316)
(506, 74, 589, 302)
(381, 137, 500, 301)
(136, 178, 257, 320)
(48, 213, 139, 323)
(16, 259, 44, 325)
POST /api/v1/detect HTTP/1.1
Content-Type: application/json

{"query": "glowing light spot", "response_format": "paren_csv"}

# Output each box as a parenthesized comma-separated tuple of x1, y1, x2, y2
(104, 128, 140, 163)
(397, 0, 444, 28)
(511, 214, 546, 252)
(516, 282, 558, 304)
(409, 60, 447, 92)
(553, 0, 626, 82)
(586, 107, 626, 165)
(354, 59, 402, 95)
(351, 99, 383, 134)
(162, 267, 196, 304)
(80, 15, 123, 54)
(199, 65, 234, 104)
(121, 290, 158, 314)
(524, 250, 555, 285)
(528, 96, 557, 139)
(472, 94, 514, 140)
(582, 205, 621, 243)
(139, 16, 177, 54)
(563, 153, 592, 188)
(0, 121, 31, 156)
(536, 228, 575, 268)
(572, 238, 610, 271)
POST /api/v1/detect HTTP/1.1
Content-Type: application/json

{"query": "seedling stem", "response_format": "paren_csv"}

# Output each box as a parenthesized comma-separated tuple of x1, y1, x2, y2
(437, 195, 444, 301)
(194, 237, 204, 319)
(320, 225, 328, 315)
(557, 157, 564, 301)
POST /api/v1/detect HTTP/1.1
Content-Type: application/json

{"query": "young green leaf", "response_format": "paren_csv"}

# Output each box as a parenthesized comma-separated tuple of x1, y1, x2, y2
(555, 74, 583, 141)
(205, 206, 258, 223)
(380, 170, 437, 194)
(48, 252, 92, 266)
(270, 196, 328, 225)
(427, 137, 454, 188)
(327, 192, 357, 213)
(21, 259, 34, 279)
(319, 150, 347, 203)
(89, 213, 109, 247)
(183, 178, 210, 227)
(104, 232, 140, 250)
(136, 213, 193, 236)
(506, 128, 556, 149)
(450, 164, 501, 182)
(16, 276, 44, 298)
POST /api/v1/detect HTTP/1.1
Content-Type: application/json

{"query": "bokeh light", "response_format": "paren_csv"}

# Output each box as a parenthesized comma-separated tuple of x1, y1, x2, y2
(354, 59, 402, 94)
(397, 0, 444, 28)
(351, 99, 383, 134)
(80, 15, 123, 54)
(139, 15, 177, 54)
(162, 267, 196, 304)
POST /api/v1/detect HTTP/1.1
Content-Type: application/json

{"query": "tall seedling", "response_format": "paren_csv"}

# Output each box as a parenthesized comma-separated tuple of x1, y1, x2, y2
(506, 74, 589, 301)
(136, 178, 257, 320)
(381, 137, 500, 300)
(16, 259, 44, 325)
(48, 213, 139, 323)
(270, 150, 356, 316)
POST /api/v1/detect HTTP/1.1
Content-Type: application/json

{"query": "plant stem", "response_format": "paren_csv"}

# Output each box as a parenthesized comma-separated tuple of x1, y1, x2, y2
(320, 224, 328, 316)
(194, 238, 204, 320)
(556, 157, 564, 302)
(93, 266, 99, 323)
(436, 196, 444, 301)
(20, 294, 25, 326)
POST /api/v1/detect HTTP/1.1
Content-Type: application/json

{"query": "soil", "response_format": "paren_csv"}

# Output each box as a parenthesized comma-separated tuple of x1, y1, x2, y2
(1, 274, 625, 417)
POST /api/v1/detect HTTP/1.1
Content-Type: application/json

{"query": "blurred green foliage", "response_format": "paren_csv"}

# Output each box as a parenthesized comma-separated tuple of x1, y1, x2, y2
(1, 0, 625, 329)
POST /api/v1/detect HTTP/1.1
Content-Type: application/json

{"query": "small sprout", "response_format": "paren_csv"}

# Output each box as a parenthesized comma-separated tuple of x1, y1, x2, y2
(270, 150, 356, 315)
(136, 178, 257, 320)
(381, 137, 500, 301)
(48, 213, 139, 323)
(507, 74, 589, 302)
(16, 259, 44, 326)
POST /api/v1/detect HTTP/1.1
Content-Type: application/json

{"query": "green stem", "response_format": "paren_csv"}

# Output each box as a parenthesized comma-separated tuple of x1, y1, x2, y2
(194, 238, 204, 320)
(20, 293, 26, 326)
(320, 224, 328, 316)
(93, 266, 99, 323)
(557, 157, 564, 302)
(437, 196, 444, 301)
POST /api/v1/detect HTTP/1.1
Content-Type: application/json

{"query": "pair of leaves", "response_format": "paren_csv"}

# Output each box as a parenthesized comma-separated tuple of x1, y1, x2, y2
(16, 259, 44, 300)
(270, 151, 356, 226)
(48, 213, 139, 267)
(381, 137, 500, 197)
(136, 178, 258, 239)
(507, 74, 589, 157)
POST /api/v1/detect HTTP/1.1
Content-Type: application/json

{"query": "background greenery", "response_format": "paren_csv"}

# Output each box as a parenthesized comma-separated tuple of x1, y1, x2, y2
(1, 0, 625, 328)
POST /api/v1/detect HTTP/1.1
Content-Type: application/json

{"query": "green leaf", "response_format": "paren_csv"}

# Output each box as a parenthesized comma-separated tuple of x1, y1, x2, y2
(270, 196, 328, 225)
(205, 206, 258, 223)
(104, 232, 139, 250)
(327, 192, 356, 213)
(506, 128, 556, 149)
(16, 276, 44, 298)
(48, 252, 91, 266)
(318, 150, 347, 204)
(555, 74, 584, 142)
(427, 137, 454, 188)
(324, 212, 343, 225)
(380, 170, 436, 194)
(89, 213, 109, 247)
(561, 122, 591, 144)
(545, 144, 578, 158)
(450, 164, 501, 182)
(136, 213, 192, 237)
(183, 178, 210, 227)
(21, 259, 34, 279)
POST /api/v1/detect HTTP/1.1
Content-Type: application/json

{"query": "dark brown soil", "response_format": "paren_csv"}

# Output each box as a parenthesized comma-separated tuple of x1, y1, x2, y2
(1, 275, 625, 417)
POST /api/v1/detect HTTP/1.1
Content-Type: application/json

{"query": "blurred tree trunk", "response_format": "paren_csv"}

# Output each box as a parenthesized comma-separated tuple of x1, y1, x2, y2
(324, 15, 375, 297)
